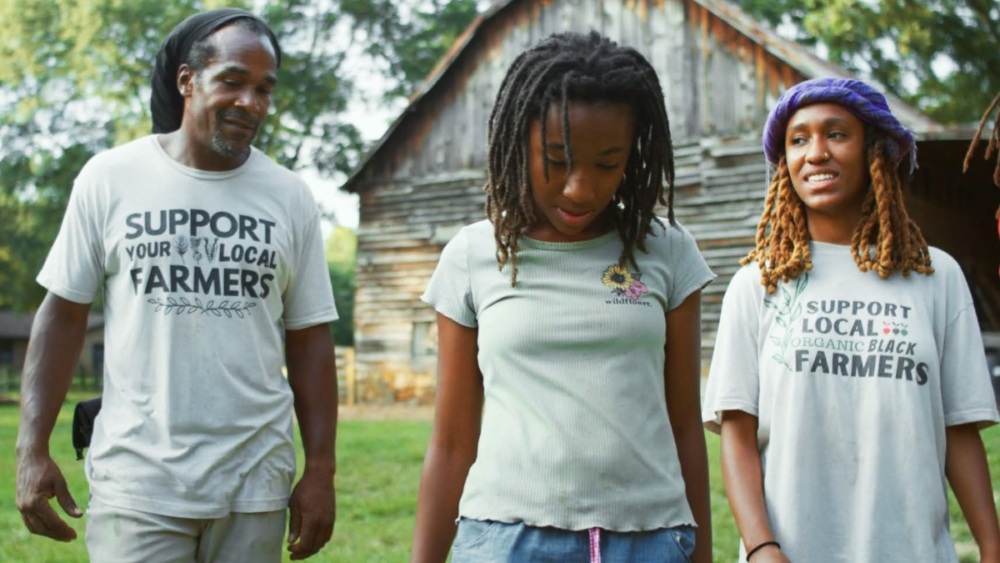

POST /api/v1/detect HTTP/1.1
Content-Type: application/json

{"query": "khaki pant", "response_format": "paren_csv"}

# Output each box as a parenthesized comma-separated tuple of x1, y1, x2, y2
(85, 497, 286, 563)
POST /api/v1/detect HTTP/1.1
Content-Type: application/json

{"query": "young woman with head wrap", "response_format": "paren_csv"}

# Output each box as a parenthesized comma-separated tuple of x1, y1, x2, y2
(703, 77, 1000, 562)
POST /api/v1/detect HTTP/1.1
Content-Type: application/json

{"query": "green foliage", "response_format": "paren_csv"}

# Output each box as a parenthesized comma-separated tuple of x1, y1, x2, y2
(0, 145, 93, 310)
(342, 0, 482, 100)
(327, 227, 357, 346)
(735, 0, 1000, 124)
(256, 1, 363, 176)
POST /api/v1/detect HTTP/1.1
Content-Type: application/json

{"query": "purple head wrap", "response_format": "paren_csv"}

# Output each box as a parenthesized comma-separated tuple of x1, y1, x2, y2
(762, 77, 917, 173)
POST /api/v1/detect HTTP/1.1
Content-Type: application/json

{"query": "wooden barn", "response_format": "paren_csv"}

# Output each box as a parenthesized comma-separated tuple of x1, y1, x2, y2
(342, 0, 1000, 404)
(0, 311, 105, 392)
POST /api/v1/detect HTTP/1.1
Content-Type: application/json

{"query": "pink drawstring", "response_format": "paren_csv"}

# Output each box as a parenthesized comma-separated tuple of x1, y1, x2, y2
(589, 527, 601, 563)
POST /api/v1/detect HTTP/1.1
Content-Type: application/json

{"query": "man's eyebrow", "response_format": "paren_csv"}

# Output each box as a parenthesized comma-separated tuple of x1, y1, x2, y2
(219, 65, 278, 85)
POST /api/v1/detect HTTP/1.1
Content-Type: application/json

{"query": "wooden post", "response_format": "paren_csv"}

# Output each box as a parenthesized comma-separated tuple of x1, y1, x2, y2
(345, 347, 357, 406)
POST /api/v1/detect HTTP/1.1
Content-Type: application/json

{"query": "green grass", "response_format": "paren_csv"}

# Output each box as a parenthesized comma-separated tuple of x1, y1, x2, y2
(0, 404, 998, 562)
(0, 405, 429, 563)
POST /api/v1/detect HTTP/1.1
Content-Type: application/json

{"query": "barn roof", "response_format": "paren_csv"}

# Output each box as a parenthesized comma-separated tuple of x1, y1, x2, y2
(342, 0, 940, 193)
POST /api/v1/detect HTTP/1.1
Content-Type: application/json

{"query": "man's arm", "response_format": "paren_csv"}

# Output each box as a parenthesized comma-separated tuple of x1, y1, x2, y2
(285, 323, 338, 561)
(16, 292, 90, 541)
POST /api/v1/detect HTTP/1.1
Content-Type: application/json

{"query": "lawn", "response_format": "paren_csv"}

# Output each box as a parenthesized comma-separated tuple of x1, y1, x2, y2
(0, 402, 997, 562)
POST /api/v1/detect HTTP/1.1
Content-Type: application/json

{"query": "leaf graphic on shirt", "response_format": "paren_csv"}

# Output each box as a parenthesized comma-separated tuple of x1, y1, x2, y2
(144, 297, 258, 318)
(764, 273, 809, 372)
(174, 236, 189, 263)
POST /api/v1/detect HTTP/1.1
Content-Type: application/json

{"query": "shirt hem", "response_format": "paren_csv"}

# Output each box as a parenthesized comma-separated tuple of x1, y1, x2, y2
(422, 297, 477, 328)
(944, 408, 1000, 429)
(457, 510, 696, 533)
(702, 400, 759, 434)
(284, 310, 339, 330)
(90, 488, 289, 519)
(667, 272, 717, 312)
(37, 278, 95, 304)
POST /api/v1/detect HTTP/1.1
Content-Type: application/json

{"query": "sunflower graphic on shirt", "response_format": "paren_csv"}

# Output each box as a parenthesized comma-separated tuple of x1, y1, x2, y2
(602, 264, 648, 302)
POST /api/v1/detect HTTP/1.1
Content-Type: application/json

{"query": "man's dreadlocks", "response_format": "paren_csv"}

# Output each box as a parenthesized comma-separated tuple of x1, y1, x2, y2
(963, 91, 1000, 187)
(484, 31, 675, 285)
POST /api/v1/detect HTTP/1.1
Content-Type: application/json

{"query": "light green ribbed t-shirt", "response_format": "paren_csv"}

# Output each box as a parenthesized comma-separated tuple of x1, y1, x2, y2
(422, 219, 715, 531)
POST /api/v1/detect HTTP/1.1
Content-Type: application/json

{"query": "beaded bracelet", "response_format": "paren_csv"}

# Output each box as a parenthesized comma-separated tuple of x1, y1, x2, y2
(746, 540, 780, 561)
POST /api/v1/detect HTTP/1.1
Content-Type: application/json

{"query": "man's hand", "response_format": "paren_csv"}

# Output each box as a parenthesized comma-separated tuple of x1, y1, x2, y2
(16, 451, 82, 541)
(287, 466, 335, 560)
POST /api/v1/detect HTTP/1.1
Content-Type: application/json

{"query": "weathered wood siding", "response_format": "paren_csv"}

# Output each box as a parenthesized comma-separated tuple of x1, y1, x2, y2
(905, 140, 1000, 331)
(352, 0, 812, 403)
(355, 142, 769, 402)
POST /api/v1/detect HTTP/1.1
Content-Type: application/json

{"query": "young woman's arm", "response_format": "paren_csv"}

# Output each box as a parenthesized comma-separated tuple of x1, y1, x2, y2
(946, 423, 1000, 563)
(720, 410, 789, 562)
(664, 290, 712, 563)
(411, 313, 484, 563)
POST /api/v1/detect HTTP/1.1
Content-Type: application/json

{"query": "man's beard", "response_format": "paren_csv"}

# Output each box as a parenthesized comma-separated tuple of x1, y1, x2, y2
(211, 109, 260, 158)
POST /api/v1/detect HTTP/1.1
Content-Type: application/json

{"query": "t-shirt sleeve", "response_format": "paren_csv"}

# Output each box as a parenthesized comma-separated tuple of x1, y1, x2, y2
(940, 271, 999, 428)
(36, 165, 106, 304)
(421, 228, 476, 328)
(702, 266, 763, 433)
(282, 191, 338, 330)
(665, 222, 715, 311)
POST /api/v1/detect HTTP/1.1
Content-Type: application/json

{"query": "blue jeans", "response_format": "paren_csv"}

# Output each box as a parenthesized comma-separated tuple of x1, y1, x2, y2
(451, 517, 696, 562)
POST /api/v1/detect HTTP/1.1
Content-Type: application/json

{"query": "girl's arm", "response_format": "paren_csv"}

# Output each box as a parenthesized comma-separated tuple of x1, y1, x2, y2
(664, 291, 712, 563)
(720, 410, 789, 562)
(946, 423, 1000, 563)
(411, 313, 484, 563)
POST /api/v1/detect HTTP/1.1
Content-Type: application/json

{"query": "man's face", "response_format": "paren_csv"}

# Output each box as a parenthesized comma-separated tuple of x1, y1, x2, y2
(179, 25, 277, 169)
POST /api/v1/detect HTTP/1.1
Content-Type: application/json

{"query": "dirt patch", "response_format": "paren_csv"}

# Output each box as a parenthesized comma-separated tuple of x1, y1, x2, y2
(338, 404, 434, 422)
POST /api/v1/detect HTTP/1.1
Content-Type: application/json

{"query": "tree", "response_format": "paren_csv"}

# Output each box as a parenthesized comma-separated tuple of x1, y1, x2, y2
(340, 0, 484, 100)
(326, 227, 357, 346)
(735, 0, 1000, 124)
(0, 146, 92, 310)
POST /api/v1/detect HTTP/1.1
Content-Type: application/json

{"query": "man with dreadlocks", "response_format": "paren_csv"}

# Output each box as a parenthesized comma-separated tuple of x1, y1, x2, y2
(16, 8, 338, 561)
(964, 91, 1000, 249)
(412, 31, 714, 563)
(703, 77, 1000, 562)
